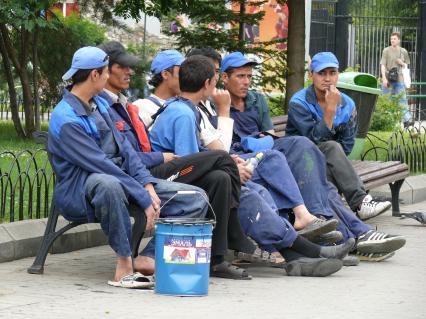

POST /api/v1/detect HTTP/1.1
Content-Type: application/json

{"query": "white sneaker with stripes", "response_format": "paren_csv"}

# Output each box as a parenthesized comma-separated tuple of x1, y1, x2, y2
(355, 251, 396, 262)
(357, 195, 391, 220)
(356, 230, 406, 254)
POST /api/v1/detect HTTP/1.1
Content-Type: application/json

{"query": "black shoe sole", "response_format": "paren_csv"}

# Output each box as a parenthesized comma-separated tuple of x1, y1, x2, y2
(298, 219, 339, 240)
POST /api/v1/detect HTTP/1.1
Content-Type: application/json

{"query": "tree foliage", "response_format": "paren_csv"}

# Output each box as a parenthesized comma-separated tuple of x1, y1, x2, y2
(114, 0, 290, 109)
(0, 0, 58, 137)
(37, 12, 106, 106)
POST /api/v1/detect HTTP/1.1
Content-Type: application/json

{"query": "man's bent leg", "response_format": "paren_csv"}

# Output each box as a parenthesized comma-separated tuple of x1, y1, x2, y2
(318, 141, 367, 211)
(85, 173, 133, 257)
(85, 173, 134, 280)
(238, 182, 297, 251)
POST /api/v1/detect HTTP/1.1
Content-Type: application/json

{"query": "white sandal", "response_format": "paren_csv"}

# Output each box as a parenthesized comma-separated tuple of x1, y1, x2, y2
(108, 272, 154, 289)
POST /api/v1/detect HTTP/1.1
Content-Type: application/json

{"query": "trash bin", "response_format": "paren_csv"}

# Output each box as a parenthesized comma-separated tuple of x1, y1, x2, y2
(337, 72, 381, 159)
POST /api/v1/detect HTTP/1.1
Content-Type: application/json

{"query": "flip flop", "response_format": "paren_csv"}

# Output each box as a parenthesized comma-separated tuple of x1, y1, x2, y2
(108, 272, 155, 289)
(210, 261, 252, 280)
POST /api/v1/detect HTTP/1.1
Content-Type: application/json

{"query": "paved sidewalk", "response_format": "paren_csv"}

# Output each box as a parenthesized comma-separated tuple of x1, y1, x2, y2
(0, 202, 425, 319)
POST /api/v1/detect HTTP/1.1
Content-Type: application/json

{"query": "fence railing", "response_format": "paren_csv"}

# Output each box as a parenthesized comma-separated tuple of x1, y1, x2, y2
(0, 148, 54, 223)
(0, 96, 53, 122)
(363, 125, 426, 174)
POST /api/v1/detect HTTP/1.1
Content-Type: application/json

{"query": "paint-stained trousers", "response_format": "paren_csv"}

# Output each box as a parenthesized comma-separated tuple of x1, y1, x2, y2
(274, 136, 371, 240)
(238, 181, 298, 252)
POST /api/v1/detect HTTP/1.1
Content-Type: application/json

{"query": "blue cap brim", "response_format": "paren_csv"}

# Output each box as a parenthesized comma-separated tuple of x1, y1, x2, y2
(221, 60, 257, 73)
(62, 67, 78, 81)
(312, 62, 339, 73)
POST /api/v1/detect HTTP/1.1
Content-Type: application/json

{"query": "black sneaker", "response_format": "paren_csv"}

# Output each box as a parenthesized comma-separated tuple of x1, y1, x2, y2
(311, 230, 343, 245)
(356, 230, 406, 254)
(283, 257, 343, 277)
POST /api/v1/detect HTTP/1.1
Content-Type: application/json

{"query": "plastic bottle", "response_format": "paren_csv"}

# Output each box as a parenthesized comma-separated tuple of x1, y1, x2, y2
(245, 152, 264, 173)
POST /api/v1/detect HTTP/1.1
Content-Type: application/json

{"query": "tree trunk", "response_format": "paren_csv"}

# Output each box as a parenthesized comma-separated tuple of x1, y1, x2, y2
(20, 28, 35, 136)
(238, 0, 246, 44)
(33, 24, 41, 131)
(0, 25, 25, 137)
(284, 0, 306, 113)
(0, 24, 35, 137)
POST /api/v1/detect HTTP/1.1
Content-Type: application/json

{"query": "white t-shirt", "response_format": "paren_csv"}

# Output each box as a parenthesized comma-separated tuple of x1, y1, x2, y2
(198, 100, 234, 152)
(133, 94, 166, 128)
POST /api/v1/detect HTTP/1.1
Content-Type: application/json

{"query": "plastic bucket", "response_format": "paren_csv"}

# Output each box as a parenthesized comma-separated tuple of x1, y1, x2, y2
(154, 218, 214, 296)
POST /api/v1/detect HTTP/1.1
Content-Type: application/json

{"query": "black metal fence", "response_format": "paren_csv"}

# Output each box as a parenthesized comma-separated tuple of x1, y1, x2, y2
(363, 126, 426, 174)
(310, 0, 338, 55)
(0, 148, 54, 223)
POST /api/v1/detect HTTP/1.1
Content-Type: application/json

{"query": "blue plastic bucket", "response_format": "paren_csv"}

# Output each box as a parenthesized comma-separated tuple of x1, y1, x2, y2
(154, 218, 214, 296)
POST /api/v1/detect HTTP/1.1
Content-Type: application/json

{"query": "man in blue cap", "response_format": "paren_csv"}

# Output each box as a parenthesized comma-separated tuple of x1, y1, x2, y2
(286, 52, 391, 221)
(133, 49, 184, 127)
(49, 46, 209, 288)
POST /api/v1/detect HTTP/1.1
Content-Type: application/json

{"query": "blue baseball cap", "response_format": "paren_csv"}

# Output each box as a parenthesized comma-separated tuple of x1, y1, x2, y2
(151, 50, 185, 74)
(310, 52, 339, 73)
(62, 46, 109, 81)
(221, 52, 258, 72)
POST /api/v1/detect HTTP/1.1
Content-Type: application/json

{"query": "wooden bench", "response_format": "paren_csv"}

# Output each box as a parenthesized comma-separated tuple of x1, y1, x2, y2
(272, 115, 409, 216)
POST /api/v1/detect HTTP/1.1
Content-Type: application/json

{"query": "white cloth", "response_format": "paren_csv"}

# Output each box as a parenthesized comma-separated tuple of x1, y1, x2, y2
(198, 100, 234, 152)
(133, 94, 166, 128)
(402, 65, 411, 89)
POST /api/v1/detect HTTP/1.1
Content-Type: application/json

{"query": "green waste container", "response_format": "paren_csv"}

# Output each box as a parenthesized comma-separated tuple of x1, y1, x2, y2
(336, 72, 381, 160)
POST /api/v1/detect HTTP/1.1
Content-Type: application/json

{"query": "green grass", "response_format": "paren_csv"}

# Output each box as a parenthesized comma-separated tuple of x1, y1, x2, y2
(0, 121, 52, 223)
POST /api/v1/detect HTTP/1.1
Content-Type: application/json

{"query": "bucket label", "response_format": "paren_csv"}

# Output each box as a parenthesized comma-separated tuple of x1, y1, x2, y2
(163, 236, 211, 264)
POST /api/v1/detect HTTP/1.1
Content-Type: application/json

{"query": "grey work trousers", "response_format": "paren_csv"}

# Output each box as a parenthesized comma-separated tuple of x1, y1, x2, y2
(318, 141, 367, 211)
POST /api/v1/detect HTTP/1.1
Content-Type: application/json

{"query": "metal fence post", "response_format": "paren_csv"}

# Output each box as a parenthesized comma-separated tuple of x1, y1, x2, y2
(335, 0, 351, 70)
(419, 0, 426, 119)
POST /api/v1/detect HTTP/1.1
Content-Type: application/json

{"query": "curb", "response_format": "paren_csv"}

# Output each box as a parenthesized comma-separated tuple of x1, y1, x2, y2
(370, 174, 426, 205)
(0, 217, 109, 263)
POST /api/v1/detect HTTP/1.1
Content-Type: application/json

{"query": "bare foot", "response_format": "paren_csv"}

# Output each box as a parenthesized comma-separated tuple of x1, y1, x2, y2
(133, 256, 155, 276)
(114, 256, 133, 282)
(293, 205, 316, 230)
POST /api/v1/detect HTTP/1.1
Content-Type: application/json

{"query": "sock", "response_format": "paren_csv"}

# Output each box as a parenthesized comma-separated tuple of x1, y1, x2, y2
(278, 248, 304, 262)
(289, 235, 321, 258)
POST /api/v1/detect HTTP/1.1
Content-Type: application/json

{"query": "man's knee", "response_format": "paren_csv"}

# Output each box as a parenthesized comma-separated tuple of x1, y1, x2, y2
(86, 173, 126, 202)
(319, 141, 345, 157)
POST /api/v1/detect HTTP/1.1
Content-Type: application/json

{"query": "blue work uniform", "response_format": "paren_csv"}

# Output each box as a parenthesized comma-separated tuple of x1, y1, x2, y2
(286, 85, 357, 155)
(228, 90, 370, 240)
(49, 89, 207, 257)
(151, 96, 299, 251)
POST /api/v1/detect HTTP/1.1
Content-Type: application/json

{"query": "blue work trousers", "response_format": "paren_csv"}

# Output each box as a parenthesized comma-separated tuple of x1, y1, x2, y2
(237, 181, 298, 252)
(275, 136, 371, 241)
(240, 149, 304, 210)
(85, 173, 207, 257)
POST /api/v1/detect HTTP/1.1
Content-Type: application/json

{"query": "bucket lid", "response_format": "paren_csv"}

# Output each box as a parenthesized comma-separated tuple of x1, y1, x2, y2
(155, 218, 216, 225)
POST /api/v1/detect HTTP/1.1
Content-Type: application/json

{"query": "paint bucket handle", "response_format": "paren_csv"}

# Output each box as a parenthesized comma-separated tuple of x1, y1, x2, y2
(159, 190, 217, 228)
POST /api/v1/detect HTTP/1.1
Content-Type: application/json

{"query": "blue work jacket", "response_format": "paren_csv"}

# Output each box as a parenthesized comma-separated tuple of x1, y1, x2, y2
(98, 91, 164, 169)
(48, 89, 156, 222)
(286, 85, 358, 155)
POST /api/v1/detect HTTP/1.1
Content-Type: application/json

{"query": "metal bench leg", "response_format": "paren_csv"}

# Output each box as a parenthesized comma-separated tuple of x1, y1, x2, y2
(389, 179, 405, 217)
(27, 205, 83, 274)
(131, 212, 147, 258)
